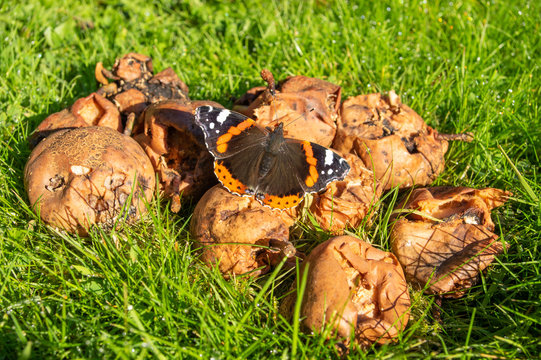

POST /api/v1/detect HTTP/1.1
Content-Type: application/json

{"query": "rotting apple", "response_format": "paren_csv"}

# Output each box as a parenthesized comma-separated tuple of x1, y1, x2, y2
(280, 235, 410, 348)
(190, 185, 301, 278)
(25, 126, 155, 236)
(390, 186, 510, 297)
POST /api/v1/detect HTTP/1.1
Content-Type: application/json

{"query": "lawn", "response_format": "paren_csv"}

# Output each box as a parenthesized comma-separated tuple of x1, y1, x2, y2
(0, 0, 539, 358)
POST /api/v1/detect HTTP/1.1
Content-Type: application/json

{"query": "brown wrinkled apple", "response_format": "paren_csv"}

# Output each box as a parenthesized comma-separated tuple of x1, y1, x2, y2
(25, 126, 155, 236)
(133, 99, 224, 212)
(309, 153, 383, 233)
(190, 185, 301, 278)
(100, 52, 154, 83)
(333, 91, 472, 190)
(280, 235, 410, 348)
(390, 186, 510, 297)
(233, 69, 341, 147)
(30, 92, 122, 147)
(96, 53, 190, 120)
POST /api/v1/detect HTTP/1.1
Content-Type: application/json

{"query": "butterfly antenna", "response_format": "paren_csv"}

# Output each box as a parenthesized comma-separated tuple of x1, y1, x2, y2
(259, 69, 312, 129)
(260, 69, 279, 124)
(283, 107, 315, 129)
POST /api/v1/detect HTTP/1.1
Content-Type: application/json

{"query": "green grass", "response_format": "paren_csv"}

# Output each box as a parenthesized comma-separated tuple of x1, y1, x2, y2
(1, 0, 540, 358)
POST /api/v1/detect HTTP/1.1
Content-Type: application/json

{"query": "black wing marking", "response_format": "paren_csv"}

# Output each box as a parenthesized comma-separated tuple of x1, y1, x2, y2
(284, 139, 350, 193)
(194, 106, 267, 159)
(251, 139, 350, 197)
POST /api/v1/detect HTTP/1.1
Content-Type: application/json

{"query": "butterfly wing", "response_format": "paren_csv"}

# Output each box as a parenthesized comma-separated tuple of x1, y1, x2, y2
(285, 140, 351, 193)
(194, 106, 267, 159)
(213, 150, 265, 197)
(254, 139, 350, 209)
(195, 106, 350, 209)
(251, 152, 306, 209)
(195, 105, 267, 196)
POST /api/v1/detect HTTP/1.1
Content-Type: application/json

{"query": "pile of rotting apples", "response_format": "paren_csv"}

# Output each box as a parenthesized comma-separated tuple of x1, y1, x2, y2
(24, 53, 510, 351)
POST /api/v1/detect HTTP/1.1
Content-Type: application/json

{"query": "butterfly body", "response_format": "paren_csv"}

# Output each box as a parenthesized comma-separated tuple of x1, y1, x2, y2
(194, 106, 350, 209)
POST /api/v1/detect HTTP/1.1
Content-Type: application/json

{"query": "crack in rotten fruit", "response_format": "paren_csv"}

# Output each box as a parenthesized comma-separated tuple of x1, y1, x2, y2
(333, 244, 378, 319)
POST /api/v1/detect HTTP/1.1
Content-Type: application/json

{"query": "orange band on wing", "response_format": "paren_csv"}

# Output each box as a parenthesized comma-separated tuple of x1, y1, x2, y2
(215, 160, 302, 209)
(301, 141, 319, 188)
(217, 143, 228, 153)
(214, 161, 248, 195)
(215, 119, 255, 153)
(261, 193, 303, 209)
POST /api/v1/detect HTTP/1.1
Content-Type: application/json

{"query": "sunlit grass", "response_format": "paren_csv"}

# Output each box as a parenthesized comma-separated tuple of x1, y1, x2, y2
(0, 0, 539, 358)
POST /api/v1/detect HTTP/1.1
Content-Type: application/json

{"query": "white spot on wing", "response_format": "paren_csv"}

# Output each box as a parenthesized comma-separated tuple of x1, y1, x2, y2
(325, 150, 334, 166)
(216, 110, 230, 124)
(327, 169, 333, 174)
(215, 130, 220, 134)
(209, 122, 215, 129)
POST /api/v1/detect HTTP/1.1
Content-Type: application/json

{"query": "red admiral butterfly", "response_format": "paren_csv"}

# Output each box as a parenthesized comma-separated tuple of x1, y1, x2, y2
(194, 106, 350, 209)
